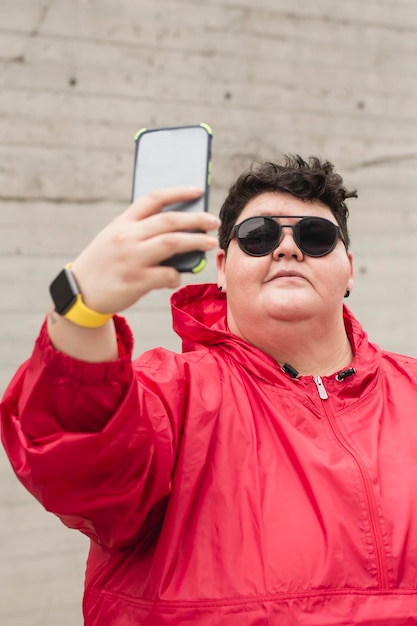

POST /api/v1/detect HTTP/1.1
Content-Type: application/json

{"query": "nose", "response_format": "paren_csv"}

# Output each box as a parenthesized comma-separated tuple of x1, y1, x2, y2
(272, 225, 303, 261)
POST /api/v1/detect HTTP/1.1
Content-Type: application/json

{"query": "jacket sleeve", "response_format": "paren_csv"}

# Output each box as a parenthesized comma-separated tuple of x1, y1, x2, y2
(0, 316, 185, 550)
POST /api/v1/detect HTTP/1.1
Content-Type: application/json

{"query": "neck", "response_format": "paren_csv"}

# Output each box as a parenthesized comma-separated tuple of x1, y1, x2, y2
(276, 328, 353, 377)
(232, 313, 353, 377)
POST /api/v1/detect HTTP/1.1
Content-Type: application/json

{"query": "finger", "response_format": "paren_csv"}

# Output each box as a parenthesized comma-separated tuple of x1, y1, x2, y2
(125, 209, 221, 242)
(132, 266, 183, 295)
(126, 187, 203, 220)
(133, 231, 218, 267)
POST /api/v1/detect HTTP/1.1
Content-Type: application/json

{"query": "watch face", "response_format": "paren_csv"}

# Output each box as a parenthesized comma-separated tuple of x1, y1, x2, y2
(49, 268, 79, 315)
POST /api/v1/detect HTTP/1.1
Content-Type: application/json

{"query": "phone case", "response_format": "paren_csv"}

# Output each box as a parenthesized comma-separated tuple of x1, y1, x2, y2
(132, 123, 213, 273)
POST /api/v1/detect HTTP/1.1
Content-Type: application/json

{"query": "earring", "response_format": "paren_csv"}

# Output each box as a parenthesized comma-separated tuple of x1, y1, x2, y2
(218, 286, 223, 291)
(344, 288, 350, 298)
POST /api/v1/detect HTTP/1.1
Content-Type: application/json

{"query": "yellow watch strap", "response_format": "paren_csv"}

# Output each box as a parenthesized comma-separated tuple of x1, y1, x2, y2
(63, 264, 113, 328)
(63, 293, 113, 328)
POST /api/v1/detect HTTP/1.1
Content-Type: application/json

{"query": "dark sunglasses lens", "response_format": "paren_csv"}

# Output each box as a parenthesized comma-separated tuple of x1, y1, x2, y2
(237, 218, 280, 256)
(297, 218, 338, 256)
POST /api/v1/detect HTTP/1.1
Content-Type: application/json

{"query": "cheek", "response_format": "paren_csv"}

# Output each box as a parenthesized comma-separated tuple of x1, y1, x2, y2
(318, 258, 351, 295)
(225, 253, 267, 294)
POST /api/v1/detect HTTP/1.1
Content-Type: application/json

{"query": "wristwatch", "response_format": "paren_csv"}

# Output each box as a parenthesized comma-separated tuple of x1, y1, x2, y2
(49, 264, 113, 328)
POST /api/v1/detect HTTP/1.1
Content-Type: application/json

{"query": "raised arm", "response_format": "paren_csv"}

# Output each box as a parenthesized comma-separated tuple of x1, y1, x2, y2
(1, 188, 220, 548)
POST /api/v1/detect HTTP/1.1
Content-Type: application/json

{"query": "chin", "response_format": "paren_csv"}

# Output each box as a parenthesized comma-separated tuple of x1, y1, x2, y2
(264, 295, 316, 322)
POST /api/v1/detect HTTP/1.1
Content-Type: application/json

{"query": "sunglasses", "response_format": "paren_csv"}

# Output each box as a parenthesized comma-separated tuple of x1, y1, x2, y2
(229, 215, 344, 258)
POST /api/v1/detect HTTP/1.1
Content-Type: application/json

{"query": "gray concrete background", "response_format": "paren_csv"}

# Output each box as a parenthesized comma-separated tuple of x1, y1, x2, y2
(1, 0, 417, 624)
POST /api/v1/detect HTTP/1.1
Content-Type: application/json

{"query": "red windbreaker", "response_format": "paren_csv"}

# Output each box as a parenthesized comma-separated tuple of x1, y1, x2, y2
(2, 283, 417, 625)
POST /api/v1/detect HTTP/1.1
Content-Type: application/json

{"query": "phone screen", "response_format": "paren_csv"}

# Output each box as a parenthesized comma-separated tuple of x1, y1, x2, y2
(131, 124, 213, 272)
(132, 124, 211, 211)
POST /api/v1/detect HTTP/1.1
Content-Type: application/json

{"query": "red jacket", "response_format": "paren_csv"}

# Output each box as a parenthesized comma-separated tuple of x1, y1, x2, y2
(2, 283, 417, 625)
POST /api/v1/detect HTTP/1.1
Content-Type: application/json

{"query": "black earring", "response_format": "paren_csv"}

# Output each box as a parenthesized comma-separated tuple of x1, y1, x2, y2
(344, 289, 350, 298)
(218, 286, 223, 291)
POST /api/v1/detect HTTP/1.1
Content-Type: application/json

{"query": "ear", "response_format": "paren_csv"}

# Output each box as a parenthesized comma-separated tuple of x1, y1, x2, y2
(346, 251, 354, 293)
(216, 249, 227, 292)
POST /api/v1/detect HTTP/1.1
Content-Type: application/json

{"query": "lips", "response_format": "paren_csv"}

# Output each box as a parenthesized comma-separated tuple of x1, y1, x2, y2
(268, 270, 306, 282)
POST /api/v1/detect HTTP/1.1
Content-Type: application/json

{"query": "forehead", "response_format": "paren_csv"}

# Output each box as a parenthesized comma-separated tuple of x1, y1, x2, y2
(238, 192, 336, 223)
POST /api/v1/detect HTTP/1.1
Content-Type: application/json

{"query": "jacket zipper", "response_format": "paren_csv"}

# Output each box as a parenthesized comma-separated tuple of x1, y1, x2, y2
(312, 376, 389, 588)
(313, 376, 328, 399)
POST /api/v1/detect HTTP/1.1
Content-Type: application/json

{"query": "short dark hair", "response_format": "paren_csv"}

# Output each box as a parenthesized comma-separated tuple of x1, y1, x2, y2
(218, 155, 357, 250)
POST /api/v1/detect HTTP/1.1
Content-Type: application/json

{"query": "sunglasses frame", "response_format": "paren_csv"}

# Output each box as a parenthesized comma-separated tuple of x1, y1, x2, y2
(229, 215, 345, 258)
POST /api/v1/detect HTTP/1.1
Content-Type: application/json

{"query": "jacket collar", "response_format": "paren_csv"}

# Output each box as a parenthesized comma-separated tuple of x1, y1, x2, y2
(171, 283, 381, 398)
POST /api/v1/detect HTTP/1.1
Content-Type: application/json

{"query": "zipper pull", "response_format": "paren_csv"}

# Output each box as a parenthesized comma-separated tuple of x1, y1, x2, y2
(335, 367, 356, 382)
(314, 376, 328, 400)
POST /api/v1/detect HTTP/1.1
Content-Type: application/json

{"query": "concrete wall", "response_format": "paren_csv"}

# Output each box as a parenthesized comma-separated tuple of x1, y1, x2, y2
(1, 0, 417, 623)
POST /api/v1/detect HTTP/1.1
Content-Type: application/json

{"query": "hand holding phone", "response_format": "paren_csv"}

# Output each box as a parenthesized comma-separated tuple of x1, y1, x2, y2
(47, 187, 220, 361)
(131, 124, 213, 272)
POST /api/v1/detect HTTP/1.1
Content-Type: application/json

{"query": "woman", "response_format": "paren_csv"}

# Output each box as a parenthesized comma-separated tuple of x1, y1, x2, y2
(2, 156, 417, 625)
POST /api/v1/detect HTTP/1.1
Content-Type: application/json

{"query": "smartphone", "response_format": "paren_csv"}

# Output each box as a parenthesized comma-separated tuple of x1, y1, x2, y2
(131, 123, 213, 273)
